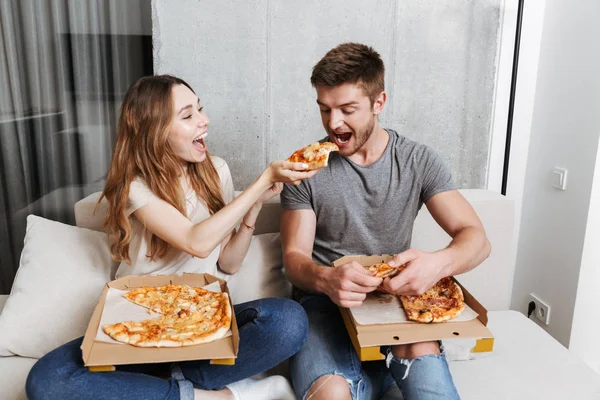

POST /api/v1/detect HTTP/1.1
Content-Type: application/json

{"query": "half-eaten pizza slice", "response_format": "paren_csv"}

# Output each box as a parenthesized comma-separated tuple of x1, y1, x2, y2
(286, 142, 339, 170)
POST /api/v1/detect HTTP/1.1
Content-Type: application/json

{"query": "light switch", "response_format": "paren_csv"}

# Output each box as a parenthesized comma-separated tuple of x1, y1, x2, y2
(552, 167, 568, 190)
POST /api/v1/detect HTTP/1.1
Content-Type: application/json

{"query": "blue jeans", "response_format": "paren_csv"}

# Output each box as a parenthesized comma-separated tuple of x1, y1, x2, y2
(290, 293, 460, 400)
(26, 298, 308, 400)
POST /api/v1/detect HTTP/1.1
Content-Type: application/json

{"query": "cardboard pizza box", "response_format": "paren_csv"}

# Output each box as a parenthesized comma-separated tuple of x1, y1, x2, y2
(81, 273, 239, 370)
(333, 255, 494, 362)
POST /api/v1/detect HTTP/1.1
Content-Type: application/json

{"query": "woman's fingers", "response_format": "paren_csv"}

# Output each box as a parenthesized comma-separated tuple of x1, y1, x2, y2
(268, 161, 320, 184)
(280, 160, 309, 171)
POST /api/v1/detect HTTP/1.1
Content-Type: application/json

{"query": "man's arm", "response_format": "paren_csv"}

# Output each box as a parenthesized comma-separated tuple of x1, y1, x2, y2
(426, 190, 491, 275)
(383, 190, 491, 295)
(281, 208, 382, 308)
(280, 209, 323, 293)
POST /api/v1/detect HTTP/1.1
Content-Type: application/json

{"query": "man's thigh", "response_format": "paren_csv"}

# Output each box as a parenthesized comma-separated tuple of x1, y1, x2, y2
(290, 294, 394, 400)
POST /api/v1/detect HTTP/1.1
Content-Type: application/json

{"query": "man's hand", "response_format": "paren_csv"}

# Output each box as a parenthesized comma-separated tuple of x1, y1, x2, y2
(322, 261, 382, 308)
(381, 249, 449, 295)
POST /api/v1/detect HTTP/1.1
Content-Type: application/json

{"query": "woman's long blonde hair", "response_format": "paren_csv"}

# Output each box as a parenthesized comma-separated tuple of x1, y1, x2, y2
(100, 75, 225, 264)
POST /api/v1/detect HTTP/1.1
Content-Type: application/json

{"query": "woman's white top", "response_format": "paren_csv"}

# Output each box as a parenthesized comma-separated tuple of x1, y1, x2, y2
(115, 156, 235, 279)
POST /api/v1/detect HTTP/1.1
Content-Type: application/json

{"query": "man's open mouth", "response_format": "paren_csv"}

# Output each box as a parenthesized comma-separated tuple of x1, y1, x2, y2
(333, 132, 352, 144)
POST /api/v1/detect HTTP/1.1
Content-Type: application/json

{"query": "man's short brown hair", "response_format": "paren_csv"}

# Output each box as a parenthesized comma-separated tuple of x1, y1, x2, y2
(311, 43, 385, 105)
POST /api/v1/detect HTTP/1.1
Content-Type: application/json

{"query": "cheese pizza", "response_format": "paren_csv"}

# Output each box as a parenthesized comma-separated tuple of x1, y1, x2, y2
(287, 142, 339, 170)
(103, 284, 232, 347)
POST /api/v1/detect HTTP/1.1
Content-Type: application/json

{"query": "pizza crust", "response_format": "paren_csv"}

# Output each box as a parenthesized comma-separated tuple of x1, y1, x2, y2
(286, 142, 339, 170)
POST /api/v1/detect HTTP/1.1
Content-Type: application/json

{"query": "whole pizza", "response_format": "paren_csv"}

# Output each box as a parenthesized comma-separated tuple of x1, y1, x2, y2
(102, 284, 232, 347)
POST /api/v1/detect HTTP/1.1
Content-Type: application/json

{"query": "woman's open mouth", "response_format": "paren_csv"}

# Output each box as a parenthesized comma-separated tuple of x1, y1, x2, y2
(193, 133, 208, 152)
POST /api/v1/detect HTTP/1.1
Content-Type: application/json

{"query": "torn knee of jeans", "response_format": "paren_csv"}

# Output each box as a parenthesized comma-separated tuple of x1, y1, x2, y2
(387, 352, 415, 380)
(328, 371, 351, 385)
(305, 372, 355, 400)
(386, 348, 445, 380)
(332, 371, 355, 390)
(439, 341, 447, 354)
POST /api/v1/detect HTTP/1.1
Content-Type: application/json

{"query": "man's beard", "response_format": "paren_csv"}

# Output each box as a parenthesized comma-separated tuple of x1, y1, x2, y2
(343, 116, 376, 157)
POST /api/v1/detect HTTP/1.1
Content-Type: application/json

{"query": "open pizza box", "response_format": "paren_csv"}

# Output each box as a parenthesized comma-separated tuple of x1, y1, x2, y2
(333, 255, 494, 362)
(81, 273, 239, 371)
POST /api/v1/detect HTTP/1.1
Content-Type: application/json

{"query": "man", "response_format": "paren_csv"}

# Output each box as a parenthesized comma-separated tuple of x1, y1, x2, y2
(280, 42, 491, 400)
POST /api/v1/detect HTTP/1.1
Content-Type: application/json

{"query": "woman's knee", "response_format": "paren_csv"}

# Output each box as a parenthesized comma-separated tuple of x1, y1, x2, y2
(26, 361, 43, 399)
(26, 357, 60, 400)
(260, 298, 308, 351)
(276, 298, 308, 345)
(26, 338, 84, 399)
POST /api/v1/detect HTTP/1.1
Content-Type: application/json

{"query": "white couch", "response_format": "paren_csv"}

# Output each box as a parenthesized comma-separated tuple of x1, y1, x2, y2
(1, 189, 599, 399)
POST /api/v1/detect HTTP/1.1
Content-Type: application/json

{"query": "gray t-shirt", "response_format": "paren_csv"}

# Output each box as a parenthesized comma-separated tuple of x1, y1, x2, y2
(280, 129, 456, 266)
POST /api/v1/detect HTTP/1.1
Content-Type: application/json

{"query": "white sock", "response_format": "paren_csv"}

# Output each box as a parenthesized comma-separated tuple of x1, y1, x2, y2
(226, 375, 295, 400)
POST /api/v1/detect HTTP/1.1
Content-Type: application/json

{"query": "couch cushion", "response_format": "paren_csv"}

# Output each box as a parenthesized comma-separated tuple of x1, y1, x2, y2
(215, 233, 291, 304)
(0, 215, 117, 358)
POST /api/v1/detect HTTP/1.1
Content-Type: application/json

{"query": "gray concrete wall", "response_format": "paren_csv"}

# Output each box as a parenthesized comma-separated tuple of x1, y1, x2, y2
(153, 0, 501, 190)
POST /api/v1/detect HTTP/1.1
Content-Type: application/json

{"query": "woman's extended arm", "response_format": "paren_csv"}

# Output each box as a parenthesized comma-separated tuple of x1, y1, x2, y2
(133, 161, 315, 261)
(215, 183, 283, 274)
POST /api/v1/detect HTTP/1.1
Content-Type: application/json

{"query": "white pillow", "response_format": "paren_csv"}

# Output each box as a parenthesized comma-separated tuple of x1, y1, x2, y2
(0, 215, 117, 358)
(216, 233, 291, 304)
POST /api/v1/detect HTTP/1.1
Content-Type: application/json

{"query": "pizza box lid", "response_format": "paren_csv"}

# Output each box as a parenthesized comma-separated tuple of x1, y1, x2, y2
(81, 273, 239, 367)
(332, 254, 494, 348)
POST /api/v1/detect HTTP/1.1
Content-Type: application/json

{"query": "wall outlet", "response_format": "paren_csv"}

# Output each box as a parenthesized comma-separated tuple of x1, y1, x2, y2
(529, 293, 551, 325)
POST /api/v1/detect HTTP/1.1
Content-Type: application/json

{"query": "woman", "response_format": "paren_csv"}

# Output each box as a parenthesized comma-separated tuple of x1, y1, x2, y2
(26, 75, 317, 400)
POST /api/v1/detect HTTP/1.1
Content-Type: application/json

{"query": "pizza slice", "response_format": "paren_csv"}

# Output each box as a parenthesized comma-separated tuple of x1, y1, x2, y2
(103, 318, 165, 347)
(286, 141, 339, 170)
(123, 284, 186, 315)
(399, 277, 465, 323)
(366, 262, 405, 278)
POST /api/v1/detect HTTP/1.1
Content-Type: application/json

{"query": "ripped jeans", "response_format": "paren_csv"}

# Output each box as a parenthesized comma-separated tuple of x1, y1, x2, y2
(290, 293, 460, 400)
